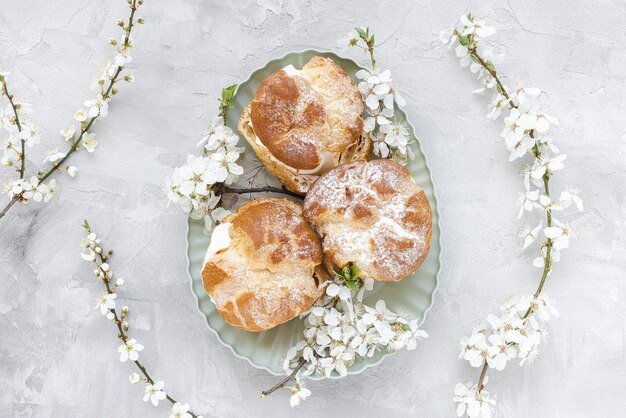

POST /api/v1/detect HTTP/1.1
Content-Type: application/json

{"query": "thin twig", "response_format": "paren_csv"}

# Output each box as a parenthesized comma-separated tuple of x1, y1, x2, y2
(0, 197, 18, 219)
(260, 358, 306, 398)
(219, 185, 304, 200)
(1, 80, 25, 179)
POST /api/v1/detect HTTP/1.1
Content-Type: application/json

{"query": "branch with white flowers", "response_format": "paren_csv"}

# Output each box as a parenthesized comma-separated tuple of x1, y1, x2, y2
(339, 27, 415, 164)
(80, 221, 203, 418)
(261, 266, 428, 406)
(163, 85, 302, 235)
(0, 0, 144, 220)
(441, 14, 583, 417)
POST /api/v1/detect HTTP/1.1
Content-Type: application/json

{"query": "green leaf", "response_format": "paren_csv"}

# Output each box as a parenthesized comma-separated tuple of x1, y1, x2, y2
(458, 35, 471, 47)
(400, 323, 411, 331)
(342, 266, 351, 279)
(0, 74, 4, 83)
(82, 219, 91, 231)
(355, 27, 371, 44)
(221, 83, 237, 104)
(349, 265, 360, 278)
(346, 280, 357, 292)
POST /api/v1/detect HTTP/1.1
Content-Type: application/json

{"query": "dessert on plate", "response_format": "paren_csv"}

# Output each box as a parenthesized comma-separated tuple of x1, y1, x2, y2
(303, 159, 432, 282)
(201, 198, 326, 332)
(238, 56, 371, 194)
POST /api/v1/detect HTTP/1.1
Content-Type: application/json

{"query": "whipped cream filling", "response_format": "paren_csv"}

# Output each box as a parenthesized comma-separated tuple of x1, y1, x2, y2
(203, 222, 232, 265)
(281, 64, 301, 76)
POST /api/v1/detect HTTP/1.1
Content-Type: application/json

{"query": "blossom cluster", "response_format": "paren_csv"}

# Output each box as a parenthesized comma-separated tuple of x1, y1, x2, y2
(455, 294, 558, 417)
(0, 0, 142, 213)
(281, 266, 428, 407)
(163, 113, 244, 234)
(339, 28, 414, 164)
(80, 222, 201, 418)
(441, 14, 583, 417)
(461, 294, 558, 370)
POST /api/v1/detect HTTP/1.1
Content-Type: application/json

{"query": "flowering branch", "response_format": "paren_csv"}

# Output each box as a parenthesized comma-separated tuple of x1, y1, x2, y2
(80, 220, 202, 418)
(260, 358, 306, 398)
(339, 28, 414, 163)
(261, 266, 428, 406)
(0, 0, 144, 221)
(164, 84, 299, 235)
(0, 77, 26, 179)
(441, 14, 583, 417)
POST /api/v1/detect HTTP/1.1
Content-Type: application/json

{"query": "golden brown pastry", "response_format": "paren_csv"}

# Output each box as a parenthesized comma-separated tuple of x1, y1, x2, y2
(303, 159, 432, 282)
(238, 56, 370, 194)
(201, 198, 326, 332)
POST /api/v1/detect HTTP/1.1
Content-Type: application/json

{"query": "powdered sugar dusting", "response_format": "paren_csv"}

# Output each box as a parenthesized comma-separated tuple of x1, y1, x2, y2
(252, 57, 363, 171)
(304, 160, 432, 282)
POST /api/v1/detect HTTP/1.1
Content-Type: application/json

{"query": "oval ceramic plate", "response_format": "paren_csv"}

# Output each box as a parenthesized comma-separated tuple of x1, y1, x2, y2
(186, 50, 441, 377)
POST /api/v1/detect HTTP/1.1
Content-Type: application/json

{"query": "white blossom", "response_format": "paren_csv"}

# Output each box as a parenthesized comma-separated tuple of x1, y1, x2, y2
(169, 402, 192, 418)
(543, 219, 570, 250)
(559, 187, 583, 212)
(84, 94, 109, 118)
(454, 380, 495, 418)
(337, 29, 360, 50)
(60, 125, 76, 141)
(289, 380, 312, 407)
(74, 109, 87, 122)
(459, 14, 496, 38)
(95, 292, 116, 315)
(118, 338, 144, 362)
(82, 133, 98, 153)
(143, 380, 166, 406)
(518, 222, 543, 249)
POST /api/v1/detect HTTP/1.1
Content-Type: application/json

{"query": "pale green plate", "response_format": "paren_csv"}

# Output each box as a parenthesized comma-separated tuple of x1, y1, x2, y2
(186, 50, 441, 377)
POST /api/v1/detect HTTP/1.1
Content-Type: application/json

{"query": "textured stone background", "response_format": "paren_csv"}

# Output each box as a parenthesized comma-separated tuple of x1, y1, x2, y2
(1, 0, 624, 417)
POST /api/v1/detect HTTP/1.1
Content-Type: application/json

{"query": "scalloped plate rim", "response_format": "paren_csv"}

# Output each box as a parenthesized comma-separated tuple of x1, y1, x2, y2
(185, 48, 442, 379)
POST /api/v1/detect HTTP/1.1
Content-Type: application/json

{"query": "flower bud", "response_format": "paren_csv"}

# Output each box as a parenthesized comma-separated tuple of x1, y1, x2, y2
(66, 166, 78, 178)
(101, 263, 110, 272)
(129, 372, 140, 384)
(116, 278, 125, 286)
